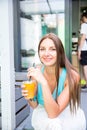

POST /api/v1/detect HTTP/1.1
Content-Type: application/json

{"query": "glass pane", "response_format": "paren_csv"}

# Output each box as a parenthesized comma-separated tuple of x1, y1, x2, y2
(19, 0, 65, 71)
(57, 13, 65, 47)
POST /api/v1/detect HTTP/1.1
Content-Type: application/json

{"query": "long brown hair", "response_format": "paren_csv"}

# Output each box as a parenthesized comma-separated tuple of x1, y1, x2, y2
(38, 33, 80, 112)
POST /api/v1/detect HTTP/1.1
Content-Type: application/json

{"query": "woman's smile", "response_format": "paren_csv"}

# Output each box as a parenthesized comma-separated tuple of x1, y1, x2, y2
(43, 57, 53, 62)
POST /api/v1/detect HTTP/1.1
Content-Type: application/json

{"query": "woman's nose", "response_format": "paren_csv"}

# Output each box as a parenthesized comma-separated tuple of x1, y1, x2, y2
(44, 50, 50, 55)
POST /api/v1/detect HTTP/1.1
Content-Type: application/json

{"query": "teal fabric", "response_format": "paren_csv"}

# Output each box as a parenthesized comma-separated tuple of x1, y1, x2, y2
(37, 66, 67, 105)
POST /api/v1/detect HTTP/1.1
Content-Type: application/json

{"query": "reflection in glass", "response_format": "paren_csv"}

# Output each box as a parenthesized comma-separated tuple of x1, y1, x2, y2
(19, 1, 65, 71)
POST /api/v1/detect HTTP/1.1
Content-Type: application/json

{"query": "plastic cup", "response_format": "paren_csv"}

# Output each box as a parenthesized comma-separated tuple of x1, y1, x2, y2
(23, 80, 35, 99)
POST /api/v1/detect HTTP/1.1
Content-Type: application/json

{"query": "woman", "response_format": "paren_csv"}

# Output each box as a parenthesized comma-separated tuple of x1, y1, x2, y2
(22, 33, 86, 130)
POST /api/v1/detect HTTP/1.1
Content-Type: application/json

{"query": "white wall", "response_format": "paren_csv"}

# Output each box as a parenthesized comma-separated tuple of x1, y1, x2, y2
(0, 0, 15, 129)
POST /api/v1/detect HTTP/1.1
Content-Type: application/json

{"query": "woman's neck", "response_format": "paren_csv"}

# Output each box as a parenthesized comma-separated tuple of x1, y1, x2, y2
(45, 66, 56, 75)
(45, 66, 62, 76)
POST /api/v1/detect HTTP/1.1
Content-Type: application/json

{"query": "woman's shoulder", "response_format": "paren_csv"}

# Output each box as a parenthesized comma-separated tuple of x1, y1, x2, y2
(71, 69, 80, 83)
(64, 69, 80, 89)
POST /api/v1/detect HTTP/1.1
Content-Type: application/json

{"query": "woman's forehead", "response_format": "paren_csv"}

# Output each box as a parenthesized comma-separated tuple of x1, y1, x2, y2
(40, 38, 55, 46)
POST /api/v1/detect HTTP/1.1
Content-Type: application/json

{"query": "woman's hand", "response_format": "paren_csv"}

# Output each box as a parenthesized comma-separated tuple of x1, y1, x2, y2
(21, 82, 37, 100)
(21, 84, 29, 100)
(21, 83, 38, 108)
(27, 67, 46, 84)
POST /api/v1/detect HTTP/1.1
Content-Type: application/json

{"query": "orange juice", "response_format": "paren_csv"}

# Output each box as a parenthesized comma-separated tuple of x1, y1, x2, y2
(23, 80, 35, 99)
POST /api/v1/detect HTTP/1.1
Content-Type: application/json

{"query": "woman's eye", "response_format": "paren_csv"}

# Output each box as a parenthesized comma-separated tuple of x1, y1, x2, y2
(40, 48, 45, 51)
(40, 48, 43, 50)
(52, 48, 56, 50)
(50, 48, 56, 51)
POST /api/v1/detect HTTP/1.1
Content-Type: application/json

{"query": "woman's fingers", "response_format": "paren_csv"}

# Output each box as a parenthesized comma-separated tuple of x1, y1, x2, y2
(27, 67, 35, 79)
(27, 67, 35, 73)
(21, 84, 25, 89)
(21, 89, 27, 95)
(21, 84, 28, 98)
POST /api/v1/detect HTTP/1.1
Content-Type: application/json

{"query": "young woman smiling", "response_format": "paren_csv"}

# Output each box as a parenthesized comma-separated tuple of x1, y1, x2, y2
(22, 33, 86, 130)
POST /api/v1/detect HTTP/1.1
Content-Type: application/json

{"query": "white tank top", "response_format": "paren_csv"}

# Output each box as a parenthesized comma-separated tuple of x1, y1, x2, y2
(80, 23, 87, 51)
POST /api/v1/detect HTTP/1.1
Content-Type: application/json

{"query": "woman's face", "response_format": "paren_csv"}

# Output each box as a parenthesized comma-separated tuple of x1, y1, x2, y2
(39, 38, 57, 66)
